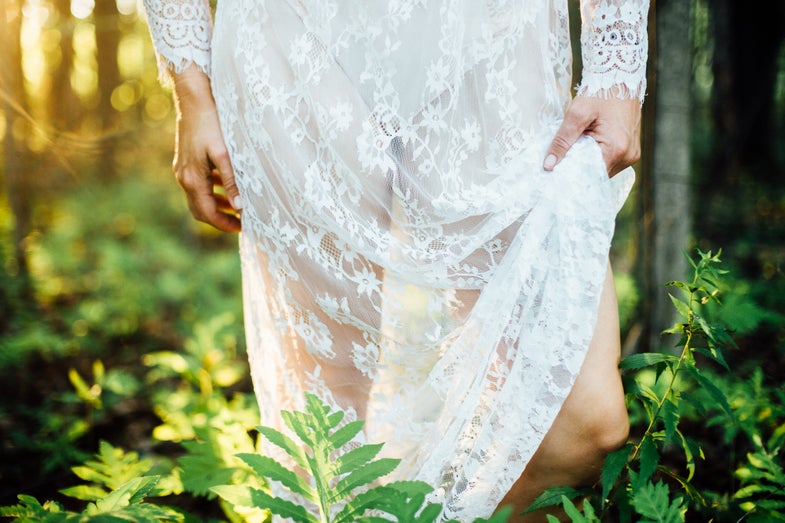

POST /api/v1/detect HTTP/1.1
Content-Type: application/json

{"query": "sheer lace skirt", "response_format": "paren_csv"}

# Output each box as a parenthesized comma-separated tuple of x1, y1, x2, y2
(210, 0, 634, 518)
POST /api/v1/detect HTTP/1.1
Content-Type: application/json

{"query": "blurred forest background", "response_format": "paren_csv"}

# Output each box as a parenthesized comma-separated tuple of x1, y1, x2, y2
(0, 0, 784, 521)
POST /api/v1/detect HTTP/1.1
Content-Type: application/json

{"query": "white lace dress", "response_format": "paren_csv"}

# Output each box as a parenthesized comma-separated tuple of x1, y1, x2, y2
(143, 1, 648, 518)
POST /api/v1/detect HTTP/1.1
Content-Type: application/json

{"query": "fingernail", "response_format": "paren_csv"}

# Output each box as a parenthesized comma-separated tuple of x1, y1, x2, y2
(232, 195, 243, 210)
(543, 154, 557, 171)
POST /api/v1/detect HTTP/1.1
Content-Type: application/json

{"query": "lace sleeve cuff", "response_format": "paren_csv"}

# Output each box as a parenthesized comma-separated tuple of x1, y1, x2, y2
(576, 0, 650, 104)
(142, 0, 213, 85)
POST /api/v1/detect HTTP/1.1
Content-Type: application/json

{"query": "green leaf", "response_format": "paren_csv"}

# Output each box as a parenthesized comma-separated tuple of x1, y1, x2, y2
(384, 480, 434, 497)
(664, 281, 690, 291)
(687, 366, 732, 417)
(329, 420, 366, 449)
(631, 481, 685, 523)
(333, 458, 401, 501)
(662, 399, 680, 446)
(692, 346, 730, 372)
(282, 411, 317, 451)
(656, 466, 707, 506)
(58, 485, 109, 501)
(257, 426, 309, 469)
(476, 505, 513, 523)
(334, 443, 384, 476)
(211, 485, 255, 508)
(601, 444, 631, 505)
(248, 488, 318, 523)
(334, 487, 397, 523)
(237, 453, 314, 499)
(668, 294, 692, 320)
(620, 353, 679, 371)
(524, 486, 589, 514)
(561, 495, 593, 522)
(637, 437, 660, 488)
(89, 477, 159, 514)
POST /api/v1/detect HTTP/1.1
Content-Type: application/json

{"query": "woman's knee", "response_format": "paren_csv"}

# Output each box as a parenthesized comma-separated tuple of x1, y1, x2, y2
(588, 398, 630, 456)
(559, 368, 630, 461)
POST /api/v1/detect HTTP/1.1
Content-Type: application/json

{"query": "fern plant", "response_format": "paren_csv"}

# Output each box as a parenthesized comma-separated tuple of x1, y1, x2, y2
(212, 393, 512, 523)
(0, 476, 181, 523)
(528, 249, 735, 522)
(732, 431, 785, 522)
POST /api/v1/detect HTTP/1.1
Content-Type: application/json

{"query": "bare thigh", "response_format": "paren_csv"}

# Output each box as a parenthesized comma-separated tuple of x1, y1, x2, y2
(500, 264, 629, 521)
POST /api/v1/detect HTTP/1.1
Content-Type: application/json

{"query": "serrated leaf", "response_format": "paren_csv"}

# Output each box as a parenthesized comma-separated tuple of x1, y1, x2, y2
(329, 420, 365, 449)
(249, 488, 317, 523)
(668, 294, 692, 320)
(333, 443, 384, 476)
(620, 353, 679, 371)
(237, 453, 313, 499)
(734, 484, 783, 498)
(89, 477, 158, 514)
(754, 499, 785, 511)
(636, 384, 662, 405)
(664, 281, 690, 291)
(687, 366, 732, 417)
(341, 485, 431, 523)
(333, 458, 400, 501)
(631, 481, 684, 523)
(662, 399, 679, 447)
(211, 485, 254, 508)
(282, 411, 317, 450)
(656, 466, 707, 506)
(257, 426, 308, 468)
(385, 480, 434, 497)
(692, 347, 730, 372)
(561, 495, 591, 522)
(59, 485, 109, 501)
(637, 437, 660, 487)
(525, 486, 589, 513)
(601, 444, 631, 505)
(178, 454, 238, 497)
(71, 465, 110, 485)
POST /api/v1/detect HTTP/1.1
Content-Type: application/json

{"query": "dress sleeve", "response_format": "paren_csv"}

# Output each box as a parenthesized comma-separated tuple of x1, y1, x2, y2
(576, 0, 650, 104)
(141, 0, 213, 83)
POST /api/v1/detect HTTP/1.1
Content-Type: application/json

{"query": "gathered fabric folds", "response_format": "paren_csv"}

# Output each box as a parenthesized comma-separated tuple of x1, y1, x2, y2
(144, 0, 647, 519)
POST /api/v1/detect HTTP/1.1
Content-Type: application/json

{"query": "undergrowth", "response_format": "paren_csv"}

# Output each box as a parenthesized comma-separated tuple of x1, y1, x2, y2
(2, 250, 783, 522)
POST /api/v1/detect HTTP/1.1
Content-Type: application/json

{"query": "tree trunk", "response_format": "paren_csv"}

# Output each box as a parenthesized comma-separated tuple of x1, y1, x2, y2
(50, 0, 81, 132)
(643, 0, 693, 351)
(94, 0, 121, 177)
(0, 0, 34, 299)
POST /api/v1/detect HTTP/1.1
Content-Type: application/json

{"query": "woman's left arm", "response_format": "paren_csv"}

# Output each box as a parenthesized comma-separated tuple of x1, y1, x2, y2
(544, 0, 650, 176)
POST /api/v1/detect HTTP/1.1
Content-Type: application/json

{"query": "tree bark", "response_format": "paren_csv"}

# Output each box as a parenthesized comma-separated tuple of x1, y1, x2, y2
(643, 0, 693, 351)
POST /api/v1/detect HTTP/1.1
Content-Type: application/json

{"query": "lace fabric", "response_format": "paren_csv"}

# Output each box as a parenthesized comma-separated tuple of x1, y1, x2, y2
(577, 0, 649, 102)
(142, 0, 213, 81)
(142, 0, 647, 519)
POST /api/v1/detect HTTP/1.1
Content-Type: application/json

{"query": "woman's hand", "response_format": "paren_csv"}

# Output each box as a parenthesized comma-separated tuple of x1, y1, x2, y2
(171, 65, 242, 233)
(543, 95, 642, 177)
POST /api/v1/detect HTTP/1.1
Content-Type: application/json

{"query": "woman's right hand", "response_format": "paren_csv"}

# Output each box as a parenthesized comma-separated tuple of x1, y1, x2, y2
(171, 65, 242, 233)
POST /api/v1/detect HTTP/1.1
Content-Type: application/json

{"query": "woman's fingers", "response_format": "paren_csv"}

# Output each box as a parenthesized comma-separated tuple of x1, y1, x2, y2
(544, 96, 641, 177)
(177, 161, 241, 233)
(543, 103, 593, 171)
(209, 147, 243, 211)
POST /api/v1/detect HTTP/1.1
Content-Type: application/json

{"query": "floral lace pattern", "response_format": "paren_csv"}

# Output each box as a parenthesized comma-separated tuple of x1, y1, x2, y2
(142, 0, 213, 81)
(577, 0, 650, 102)
(143, 0, 646, 519)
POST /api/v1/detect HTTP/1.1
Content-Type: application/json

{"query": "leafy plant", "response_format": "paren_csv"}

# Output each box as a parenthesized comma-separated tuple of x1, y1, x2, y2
(732, 431, 785, 522)
(0, 477, 181, 523)
(529, 249, 735, 521)
(212, 393, 512, 523)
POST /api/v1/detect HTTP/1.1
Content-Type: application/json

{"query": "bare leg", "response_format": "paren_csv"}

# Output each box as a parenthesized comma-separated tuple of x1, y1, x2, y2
(499, 264, 629, 522)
